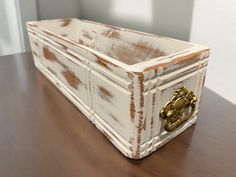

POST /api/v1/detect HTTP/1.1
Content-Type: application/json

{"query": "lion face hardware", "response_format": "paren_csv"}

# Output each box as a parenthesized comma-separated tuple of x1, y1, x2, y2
(159, 86, 197, 132)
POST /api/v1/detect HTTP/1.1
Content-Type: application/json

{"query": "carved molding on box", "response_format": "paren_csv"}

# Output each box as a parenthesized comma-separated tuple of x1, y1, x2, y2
(27, 18, 210, 159)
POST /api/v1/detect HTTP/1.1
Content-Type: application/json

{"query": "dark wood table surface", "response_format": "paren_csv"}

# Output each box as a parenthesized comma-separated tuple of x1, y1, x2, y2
(0, 52, 236, 177)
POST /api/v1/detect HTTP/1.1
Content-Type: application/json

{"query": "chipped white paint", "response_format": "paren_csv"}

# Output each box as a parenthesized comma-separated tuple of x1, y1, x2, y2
(27, 18, 210, 159)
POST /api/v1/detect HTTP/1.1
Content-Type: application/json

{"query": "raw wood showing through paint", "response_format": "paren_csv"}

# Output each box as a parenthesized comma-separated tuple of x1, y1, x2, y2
(62, 70, 81, 89)
(43, 47, 57, 61)
(61, 19, 72, 27)
(26, 18, 210, 159)
(98, 86, 113, 102)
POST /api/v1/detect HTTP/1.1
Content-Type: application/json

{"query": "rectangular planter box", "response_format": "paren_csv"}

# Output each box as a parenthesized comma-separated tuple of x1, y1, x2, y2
(26, 18, 210, 159)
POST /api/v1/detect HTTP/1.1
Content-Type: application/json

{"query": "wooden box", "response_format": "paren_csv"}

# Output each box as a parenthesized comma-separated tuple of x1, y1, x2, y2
(26, 18, 210, 159)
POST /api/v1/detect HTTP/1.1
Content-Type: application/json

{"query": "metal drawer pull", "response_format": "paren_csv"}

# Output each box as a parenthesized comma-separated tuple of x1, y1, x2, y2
(159, 86, 197, 132)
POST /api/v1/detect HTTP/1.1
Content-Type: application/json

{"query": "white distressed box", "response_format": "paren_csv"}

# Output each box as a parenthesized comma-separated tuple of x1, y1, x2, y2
(26, 18, 210, 159)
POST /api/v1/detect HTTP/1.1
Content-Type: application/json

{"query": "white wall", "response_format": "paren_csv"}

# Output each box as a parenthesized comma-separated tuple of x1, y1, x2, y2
(190, 0, 236, 104)
(36, 0, 80, 20)
(0, 0, 23, 56)
(80, 0, 194, 41)
(17, 0, 38, 51)
(0, 0, 37, 56)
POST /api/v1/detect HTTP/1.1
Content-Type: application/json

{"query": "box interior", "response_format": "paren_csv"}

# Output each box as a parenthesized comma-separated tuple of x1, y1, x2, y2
(33, 19, 193, 65)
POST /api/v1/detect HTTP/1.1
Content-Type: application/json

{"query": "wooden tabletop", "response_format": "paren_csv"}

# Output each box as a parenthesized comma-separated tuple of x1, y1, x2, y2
(0, 52, 236, 177)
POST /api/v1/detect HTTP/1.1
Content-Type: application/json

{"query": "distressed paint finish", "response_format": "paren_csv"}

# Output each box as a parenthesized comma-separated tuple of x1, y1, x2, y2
(98, 86, 113, 102)
(43, 47, 57, 61)
(26, 18, 210, 159)
(61, 19, 72, 27)
(62, 70, 81, 89)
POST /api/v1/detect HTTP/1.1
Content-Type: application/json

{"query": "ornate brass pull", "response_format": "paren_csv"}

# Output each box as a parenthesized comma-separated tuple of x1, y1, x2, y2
(159, 86, 197, 132)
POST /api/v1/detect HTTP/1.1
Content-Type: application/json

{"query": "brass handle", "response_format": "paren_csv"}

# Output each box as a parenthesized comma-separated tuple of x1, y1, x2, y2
(159, 86, 197, 132)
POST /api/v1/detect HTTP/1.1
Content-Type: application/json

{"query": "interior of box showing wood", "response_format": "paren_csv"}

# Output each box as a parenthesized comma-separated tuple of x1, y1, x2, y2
(33, 19, 193, 65)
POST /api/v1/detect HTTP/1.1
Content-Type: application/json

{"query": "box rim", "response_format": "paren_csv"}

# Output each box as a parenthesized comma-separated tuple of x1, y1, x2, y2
(26, 18, 210, 73)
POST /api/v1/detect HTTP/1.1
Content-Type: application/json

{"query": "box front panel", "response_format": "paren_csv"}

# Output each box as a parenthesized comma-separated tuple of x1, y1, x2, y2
(141, 59, 208, 152)
(155, 68, 205, 135)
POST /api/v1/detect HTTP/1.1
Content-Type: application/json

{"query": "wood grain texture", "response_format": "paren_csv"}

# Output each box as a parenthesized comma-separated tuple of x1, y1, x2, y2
(27, 19, 210, 158)
(0, 52, 236, 177)
(26, 18, 209, 71)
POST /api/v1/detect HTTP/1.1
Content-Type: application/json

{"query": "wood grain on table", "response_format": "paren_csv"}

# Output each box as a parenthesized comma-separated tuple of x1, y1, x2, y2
(0, 52, 236, 177)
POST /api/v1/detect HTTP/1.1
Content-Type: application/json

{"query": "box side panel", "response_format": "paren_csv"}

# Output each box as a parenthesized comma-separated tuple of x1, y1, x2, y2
(27, 27, 136, 158)
(27, 24, 133, 80)
(40, 43, 88, 106)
